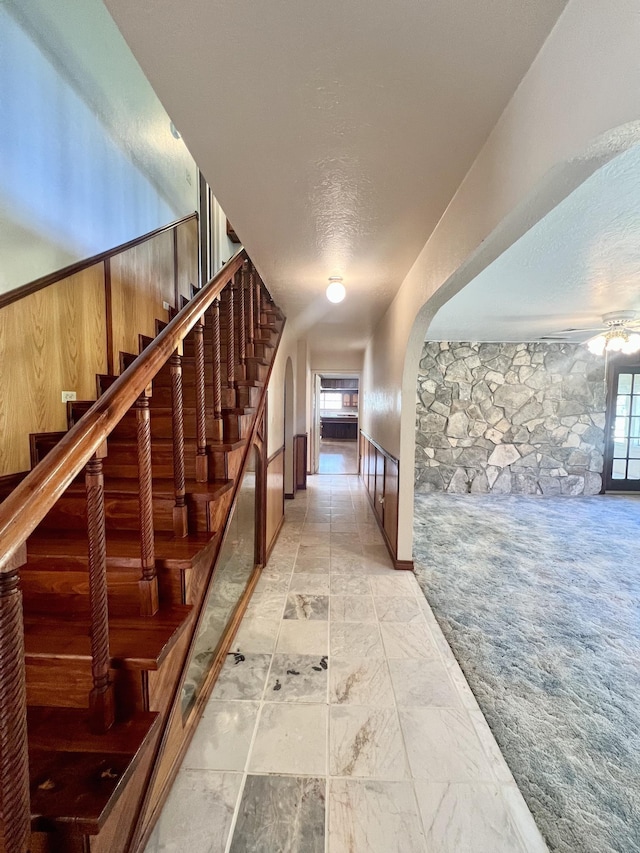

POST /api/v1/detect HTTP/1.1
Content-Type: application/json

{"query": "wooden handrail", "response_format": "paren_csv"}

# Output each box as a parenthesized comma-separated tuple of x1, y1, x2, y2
(0, 247, 248, 574)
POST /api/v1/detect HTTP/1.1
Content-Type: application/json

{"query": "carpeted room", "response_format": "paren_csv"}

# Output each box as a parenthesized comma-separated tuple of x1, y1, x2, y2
(412, 338, 640, 853)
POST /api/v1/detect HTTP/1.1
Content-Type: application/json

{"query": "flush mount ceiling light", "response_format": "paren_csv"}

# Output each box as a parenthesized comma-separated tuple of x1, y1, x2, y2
(587, 312, 640, 356)
(326, 276, 346, 304)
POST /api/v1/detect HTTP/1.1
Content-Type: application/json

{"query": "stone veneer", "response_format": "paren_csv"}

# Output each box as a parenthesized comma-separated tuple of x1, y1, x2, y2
(415, 342, 606, 495)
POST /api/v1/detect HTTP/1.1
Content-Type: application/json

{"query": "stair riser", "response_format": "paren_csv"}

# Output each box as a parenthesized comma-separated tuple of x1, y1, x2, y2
(26, 659, 95, 709)
(102, 446, 197, 481)
(36, 496, 176, 534)
(22, 568, 188, 614)
(245, 361, 269, 382)
(223, 412, 253, 442)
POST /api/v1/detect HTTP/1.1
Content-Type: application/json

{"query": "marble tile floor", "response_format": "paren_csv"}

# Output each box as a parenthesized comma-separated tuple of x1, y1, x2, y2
(144, 475, 547, 853)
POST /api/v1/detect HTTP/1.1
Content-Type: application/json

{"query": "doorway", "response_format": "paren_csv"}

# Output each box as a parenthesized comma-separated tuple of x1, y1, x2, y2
(313, 374, 359, 475)
(605, 361, 640, 491)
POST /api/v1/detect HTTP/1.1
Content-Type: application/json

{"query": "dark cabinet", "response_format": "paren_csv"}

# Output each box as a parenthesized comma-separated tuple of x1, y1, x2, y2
(321, 417, 358, 440)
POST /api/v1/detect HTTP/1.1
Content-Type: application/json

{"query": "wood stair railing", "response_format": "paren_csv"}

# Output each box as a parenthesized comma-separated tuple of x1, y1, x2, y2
(0, 249, 285, 853)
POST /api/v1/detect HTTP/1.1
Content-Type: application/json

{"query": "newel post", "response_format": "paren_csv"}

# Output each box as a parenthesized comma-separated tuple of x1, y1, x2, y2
(0, 543, 30, 853)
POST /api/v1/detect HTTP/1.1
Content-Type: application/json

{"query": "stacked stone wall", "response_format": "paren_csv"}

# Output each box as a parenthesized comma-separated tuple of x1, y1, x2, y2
(415, 341, 606, 495)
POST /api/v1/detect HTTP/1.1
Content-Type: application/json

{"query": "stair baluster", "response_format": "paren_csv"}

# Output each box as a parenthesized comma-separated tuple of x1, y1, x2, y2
(212, 296, 224, 442)
(85, 447, 115, 733)
(0, 545, 30, 853)
(238, 262, 247, 379)
(170, 351, 189, 537)
(253, 271, 261, 337)
(193, 318, 209, 482)
(226, 280, 236, 406)
(247, 264, 255, 357)
(135, 393, 159, 616)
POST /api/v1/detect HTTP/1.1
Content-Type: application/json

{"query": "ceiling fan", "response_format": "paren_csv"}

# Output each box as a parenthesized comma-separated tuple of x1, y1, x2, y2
(539, 311, 640, 355)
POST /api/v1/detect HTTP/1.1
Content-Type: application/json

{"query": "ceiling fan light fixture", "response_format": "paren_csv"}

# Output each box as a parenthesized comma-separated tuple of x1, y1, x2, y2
(586, 321, 640, 356)
(326, 276, 346, 304)
(587, 335, 607, 356)
(587, 311, 640, 355)
(623, 333, 640, 354)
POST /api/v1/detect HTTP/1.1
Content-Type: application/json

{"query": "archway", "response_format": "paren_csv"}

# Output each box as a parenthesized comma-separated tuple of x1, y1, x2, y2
(396, 124, 640, 561)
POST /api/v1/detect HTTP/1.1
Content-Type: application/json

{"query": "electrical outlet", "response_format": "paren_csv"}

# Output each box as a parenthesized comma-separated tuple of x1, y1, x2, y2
(61, 391, 76, 403)
(163, 301, 171, 311)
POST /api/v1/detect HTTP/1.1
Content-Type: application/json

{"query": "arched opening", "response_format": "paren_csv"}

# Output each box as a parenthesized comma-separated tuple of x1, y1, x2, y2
(284, 357, 295, 497)
(405, 133, 640, 853)
(396, 123, 640, 561)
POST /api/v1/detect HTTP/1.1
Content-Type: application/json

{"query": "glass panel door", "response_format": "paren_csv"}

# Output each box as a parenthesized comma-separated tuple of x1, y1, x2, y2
(606, 367, 640, 490)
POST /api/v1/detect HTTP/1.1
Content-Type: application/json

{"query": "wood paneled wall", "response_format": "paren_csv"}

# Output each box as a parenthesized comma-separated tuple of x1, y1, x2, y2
(0, 215, 198, 477)
(360, 432, 412, 571)
(266, 447, 285, 558)
(294, 433, 307, 493)
(176, 217, 199, 300)
(0, 265, 107, 474)
(110, 230, 174, 367)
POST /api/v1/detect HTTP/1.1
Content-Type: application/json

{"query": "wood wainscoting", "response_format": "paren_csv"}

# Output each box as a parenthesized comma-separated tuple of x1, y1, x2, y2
(0, 214, 198, 477)
(266, 446, 285, 558)
(294, 433, 308, 493)
(360, 431, 413, 571)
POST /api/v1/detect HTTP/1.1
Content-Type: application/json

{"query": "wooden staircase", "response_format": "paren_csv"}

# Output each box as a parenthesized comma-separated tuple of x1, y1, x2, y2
(0, 251, 285, 853)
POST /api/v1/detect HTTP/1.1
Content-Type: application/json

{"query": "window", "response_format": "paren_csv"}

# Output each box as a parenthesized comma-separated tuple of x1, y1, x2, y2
(321, 391, 343, 410)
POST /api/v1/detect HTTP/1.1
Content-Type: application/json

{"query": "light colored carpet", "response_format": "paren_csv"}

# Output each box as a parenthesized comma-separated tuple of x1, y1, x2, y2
(413, 493, 640, 853)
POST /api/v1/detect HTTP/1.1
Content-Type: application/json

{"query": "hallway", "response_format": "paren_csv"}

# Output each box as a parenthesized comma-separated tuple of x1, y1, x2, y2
(318, 439, 359, 475)
(144, 476, 546, 852)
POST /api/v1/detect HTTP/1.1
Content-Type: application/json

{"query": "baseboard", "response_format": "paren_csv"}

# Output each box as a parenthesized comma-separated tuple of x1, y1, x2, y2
(393, 558, 414, 571)
(285, 492, 295, 500)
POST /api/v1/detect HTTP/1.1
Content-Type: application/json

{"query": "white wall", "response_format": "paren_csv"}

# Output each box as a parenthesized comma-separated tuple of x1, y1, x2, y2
(311, 349, 365, 374)
(266, 324, 299, 456)
(0, 0, 198, 295)
(362, 0, 640, 560)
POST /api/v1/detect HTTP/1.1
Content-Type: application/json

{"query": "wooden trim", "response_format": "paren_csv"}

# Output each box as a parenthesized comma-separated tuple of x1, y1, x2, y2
(0, 472, 28, 501)
(104, 257, 114, 376)
(294, 433, 307, 491)
(0, 212, 198, 311)
(267, 445, 285, 465)
(359, 431, 413, 571)
(266, 514, 285, 562)
(359, 429, 399, 465)
(173, 228, 179, 313)
(0, 246, 248, 574)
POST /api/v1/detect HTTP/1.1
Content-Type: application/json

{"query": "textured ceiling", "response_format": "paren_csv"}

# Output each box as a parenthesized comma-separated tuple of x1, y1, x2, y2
(428, 143, 640, 343)
(104, 0, 566, 352)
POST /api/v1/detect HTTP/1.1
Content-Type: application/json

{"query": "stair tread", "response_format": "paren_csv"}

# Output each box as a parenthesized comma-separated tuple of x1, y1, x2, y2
(24, 605, 192, 669)
(29, 709, 160, 833)
(209, 437, 247, 452)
